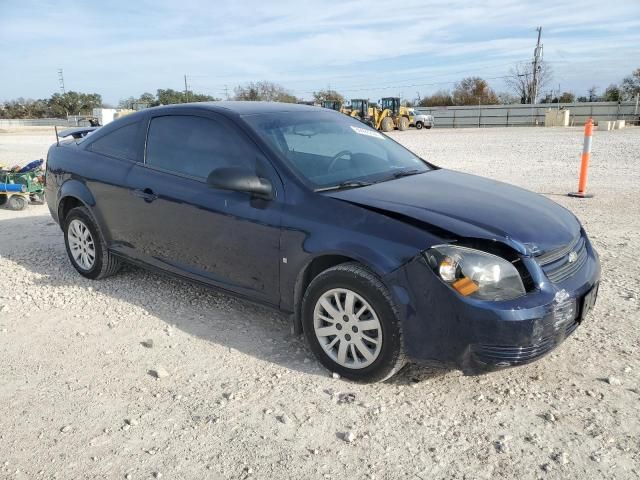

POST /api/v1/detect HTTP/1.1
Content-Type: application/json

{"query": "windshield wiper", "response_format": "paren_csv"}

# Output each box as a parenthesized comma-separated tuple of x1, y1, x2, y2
(315, 180, 373, 192)
(374, 168, 425, 183)
(391, 168, 423, 178)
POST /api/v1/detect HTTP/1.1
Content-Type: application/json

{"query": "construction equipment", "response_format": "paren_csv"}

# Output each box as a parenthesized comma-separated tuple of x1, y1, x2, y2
(349, 99, 375, 126)
(321, 100, 342, 111)
(348, 97, 412, 132)
(378, 97, 411, 132)
(0, 159, 46, 211)
(322, 100, 353, 116)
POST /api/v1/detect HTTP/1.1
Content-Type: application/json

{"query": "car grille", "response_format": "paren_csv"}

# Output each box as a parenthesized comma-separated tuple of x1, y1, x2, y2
(536, 235, 588, 283)
(471, 320, 579, 366)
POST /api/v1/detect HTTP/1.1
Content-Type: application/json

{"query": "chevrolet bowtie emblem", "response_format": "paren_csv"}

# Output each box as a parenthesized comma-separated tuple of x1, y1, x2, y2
(568, 251, 578, 263)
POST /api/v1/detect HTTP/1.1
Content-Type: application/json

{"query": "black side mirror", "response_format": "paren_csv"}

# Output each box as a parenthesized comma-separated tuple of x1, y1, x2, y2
(207, 167, 273, 200)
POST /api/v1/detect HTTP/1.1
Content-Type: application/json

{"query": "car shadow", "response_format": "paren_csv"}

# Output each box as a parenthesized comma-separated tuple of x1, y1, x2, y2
(0, 213, 447, 384)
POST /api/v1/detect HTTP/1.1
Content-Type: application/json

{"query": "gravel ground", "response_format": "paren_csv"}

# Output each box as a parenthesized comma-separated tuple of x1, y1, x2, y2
(0, 125, 639, 479)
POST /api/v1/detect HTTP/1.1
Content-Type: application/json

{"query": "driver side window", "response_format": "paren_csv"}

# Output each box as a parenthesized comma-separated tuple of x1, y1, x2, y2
(146, 115, 257, 179)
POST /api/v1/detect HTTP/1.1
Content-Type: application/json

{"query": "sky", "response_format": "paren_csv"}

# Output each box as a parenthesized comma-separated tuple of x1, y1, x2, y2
(1, 0, 639, 105)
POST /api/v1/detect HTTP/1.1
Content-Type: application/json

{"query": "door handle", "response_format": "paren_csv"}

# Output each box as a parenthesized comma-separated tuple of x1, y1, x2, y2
(132, 188, 158, 203)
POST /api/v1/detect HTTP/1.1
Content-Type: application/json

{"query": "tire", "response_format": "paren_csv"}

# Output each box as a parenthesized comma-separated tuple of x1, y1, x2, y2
(63, 206, 121, 280)
(425, 125, 433, 129)
(0, 194, 7, 207)
(381, 117, 394, 132)
(415, 121, 423, 130)
(30, 192, 45, 205)
(8, 195, 28, 211)
(302, 262, 406, 383)
(398, 117, 409, 131)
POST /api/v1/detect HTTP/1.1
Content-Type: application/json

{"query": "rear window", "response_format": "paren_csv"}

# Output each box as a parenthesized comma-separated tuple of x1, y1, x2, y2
(89, 122, 140, 161)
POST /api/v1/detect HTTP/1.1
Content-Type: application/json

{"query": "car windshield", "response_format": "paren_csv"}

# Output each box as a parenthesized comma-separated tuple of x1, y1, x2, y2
(243, 111, 431, 190)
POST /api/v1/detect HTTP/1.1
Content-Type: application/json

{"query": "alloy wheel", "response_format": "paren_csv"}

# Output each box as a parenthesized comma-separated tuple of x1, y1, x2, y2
(313, 288, 382, 369)
(67, 219, 96, 270)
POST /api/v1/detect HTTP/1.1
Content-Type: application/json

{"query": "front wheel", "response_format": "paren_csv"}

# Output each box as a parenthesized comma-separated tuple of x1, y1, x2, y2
(381, 117, 394, 132)
(302, 263, 405, 383)
(415, 121, 423, 130)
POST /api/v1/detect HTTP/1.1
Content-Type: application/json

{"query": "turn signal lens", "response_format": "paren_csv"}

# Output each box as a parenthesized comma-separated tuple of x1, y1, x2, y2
(425, 245, 526, 301)
(452, 277, 479, 296)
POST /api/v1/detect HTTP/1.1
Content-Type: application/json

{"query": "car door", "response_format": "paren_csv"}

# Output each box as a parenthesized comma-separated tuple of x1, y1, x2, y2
(120, 112, 282, 305)
(81, 119, 146, 242)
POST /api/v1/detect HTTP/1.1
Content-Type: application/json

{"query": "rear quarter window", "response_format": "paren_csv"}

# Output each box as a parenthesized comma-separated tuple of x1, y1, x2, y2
(89, 122, 141, 161)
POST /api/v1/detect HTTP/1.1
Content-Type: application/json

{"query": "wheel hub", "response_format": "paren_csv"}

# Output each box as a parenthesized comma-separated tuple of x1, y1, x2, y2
(68, 219, 96, 270)
(313, 288, 382, 369)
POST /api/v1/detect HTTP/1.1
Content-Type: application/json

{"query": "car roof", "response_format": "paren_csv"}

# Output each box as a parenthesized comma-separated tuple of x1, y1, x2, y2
(152, 101, 322, 115)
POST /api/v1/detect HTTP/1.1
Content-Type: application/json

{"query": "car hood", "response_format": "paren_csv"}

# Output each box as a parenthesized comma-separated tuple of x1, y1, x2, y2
(325, 169, 581, 256)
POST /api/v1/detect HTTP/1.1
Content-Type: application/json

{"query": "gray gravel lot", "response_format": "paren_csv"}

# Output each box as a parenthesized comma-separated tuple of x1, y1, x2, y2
(0, 125, 639, 479)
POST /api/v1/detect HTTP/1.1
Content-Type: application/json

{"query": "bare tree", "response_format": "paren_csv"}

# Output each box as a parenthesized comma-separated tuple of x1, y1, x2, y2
(234, 81, 297, 103)
(621, 68, 640, 99)
(505, 61, 552, 104)
(313, 89, 344, 104)
(418, 90, 454, 107)
(452, 77, 499, 105)
(496, 92, 519, 105)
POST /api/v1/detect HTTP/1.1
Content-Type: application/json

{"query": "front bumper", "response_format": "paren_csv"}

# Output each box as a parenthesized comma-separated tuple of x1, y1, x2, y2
(385, 237, 600, 374)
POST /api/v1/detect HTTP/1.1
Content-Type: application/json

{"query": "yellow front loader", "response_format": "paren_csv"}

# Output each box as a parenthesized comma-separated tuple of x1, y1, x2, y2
(349, 98, 411, 132)
(376, 97, 411, 132)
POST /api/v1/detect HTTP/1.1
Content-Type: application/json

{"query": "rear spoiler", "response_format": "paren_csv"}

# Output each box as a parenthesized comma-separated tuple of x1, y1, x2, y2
(58, 126, 100, 139)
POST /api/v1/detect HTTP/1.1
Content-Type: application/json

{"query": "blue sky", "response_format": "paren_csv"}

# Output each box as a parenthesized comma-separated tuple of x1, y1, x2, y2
(1, 0, 639, 104)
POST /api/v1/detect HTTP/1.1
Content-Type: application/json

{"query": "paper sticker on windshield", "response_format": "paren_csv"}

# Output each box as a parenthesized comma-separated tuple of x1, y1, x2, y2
(350, 125, 385, 139)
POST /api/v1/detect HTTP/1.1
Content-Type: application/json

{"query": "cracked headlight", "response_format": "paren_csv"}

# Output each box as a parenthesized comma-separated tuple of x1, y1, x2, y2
(424, 245, 526, 301)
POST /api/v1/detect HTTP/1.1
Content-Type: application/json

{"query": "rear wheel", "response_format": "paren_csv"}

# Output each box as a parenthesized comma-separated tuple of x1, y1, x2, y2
(381, 117, 394, 132)
(63, 206, 121, 280)
(8, 195, 28, 211)
(302, 263, 405, 383)
(398, 117, 409, 131)
(415, 121, 424, 130)
(425, 125, 433, 129)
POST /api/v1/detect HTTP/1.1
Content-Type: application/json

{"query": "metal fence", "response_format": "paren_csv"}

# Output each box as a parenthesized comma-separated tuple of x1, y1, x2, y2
(0, 116, 98, 127)
(415, 100, 640, 128)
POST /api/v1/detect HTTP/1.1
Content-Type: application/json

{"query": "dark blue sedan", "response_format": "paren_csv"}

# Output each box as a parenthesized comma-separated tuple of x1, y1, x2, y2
(45, 102, 600, 382)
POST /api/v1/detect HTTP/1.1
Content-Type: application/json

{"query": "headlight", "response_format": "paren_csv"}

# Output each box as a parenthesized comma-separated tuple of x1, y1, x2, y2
(424, 245, 526, 301)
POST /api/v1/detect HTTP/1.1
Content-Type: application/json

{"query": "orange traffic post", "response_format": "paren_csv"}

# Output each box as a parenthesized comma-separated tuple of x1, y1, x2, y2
(568, 118, 594, 198)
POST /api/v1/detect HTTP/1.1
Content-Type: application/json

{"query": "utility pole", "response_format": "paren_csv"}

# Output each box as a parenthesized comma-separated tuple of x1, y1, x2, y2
(224, 85, 229, 100)
(531, 26, 543, 104)
(184, 75, 190, 102)
(57, 68, 66, 94)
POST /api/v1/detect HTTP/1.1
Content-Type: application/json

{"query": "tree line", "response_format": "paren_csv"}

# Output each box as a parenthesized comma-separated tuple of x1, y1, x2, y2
(417, 65, 639, 107)
(2, 67, 638, 119)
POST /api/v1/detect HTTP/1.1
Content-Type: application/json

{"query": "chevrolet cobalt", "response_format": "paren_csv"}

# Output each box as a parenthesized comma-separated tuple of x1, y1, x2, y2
(45, 102, 600, 382)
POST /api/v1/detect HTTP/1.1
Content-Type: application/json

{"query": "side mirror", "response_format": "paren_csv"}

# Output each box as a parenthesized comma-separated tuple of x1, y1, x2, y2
(207, 167, 273, 200)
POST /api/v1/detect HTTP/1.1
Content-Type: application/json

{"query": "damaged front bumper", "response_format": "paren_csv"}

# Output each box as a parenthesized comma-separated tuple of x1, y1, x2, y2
(384, 240, 600, 375)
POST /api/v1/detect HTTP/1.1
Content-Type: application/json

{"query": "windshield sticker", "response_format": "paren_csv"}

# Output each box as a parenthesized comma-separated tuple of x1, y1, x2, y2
(350, 125, 385, 139)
